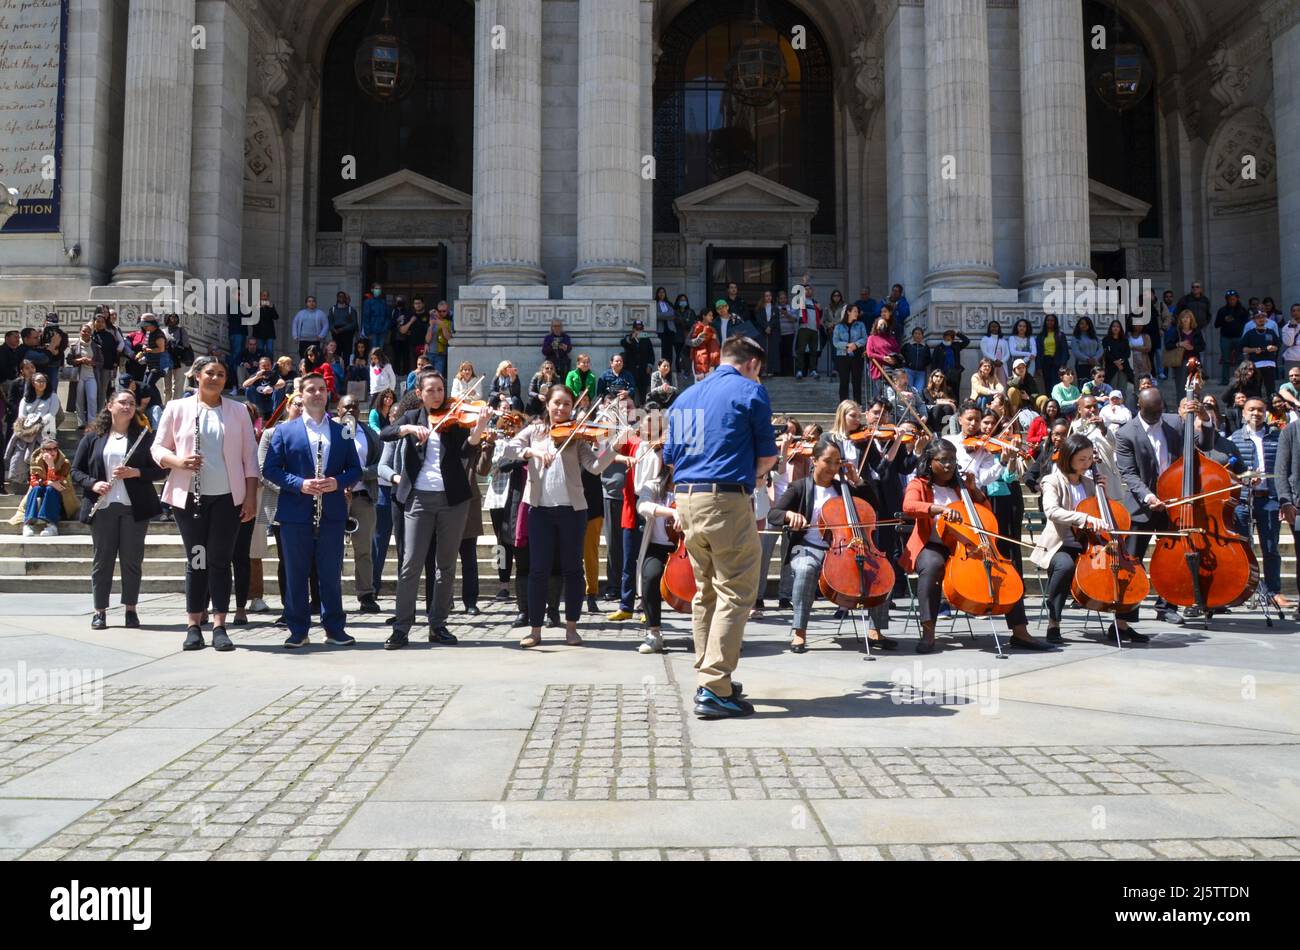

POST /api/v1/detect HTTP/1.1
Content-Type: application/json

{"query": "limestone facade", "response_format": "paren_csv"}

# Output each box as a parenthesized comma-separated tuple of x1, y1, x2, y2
(0, 0, 1295, 374)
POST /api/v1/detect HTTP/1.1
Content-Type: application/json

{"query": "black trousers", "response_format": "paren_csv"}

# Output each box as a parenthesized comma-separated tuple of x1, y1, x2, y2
(1121, 511, 1168, 621)
(174, 493, 240, 614)
(836, 352, 864, 404)
(780, 334, 795, 376)
(988, 489, 1024, 579)
(915, 542, 1028, 628)
(459, 536, 479, 608)
(527, 505, 586, 626)
(490, 507, 514, 582)
(1044, 545, 1082, 623)
(640, 542, 673, 628)
(231, 518, 254, 610)
(514, 544, 561, 616)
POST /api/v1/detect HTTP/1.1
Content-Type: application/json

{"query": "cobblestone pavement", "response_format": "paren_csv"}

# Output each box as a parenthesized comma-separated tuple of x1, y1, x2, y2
(1, 595, 1297, 859)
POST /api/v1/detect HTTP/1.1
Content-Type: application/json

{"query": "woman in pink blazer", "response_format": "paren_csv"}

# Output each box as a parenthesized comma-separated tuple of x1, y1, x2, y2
(151, 356, 260, 652)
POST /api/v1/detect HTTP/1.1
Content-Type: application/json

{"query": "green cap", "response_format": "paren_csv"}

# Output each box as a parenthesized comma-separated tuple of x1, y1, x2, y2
(714, 299, 728, 309)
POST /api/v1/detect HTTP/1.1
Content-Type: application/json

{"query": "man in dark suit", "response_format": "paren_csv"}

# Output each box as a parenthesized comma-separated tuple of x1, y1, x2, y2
(1277, 417, 1300, 620)
(379, 370, 489, 649)
(1114, 386, 1186, 632)
(755, 290, 782, 376)
(337, 394, 384, 613)
(263, 373, 363, 649)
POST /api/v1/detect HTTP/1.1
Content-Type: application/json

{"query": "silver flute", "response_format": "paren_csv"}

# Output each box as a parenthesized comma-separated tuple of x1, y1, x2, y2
(90, 428, 149, 520)
(191, 409, 201, 511)
(313, 433, 324, 538)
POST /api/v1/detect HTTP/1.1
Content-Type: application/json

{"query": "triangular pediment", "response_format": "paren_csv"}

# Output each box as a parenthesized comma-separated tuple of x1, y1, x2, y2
(673, 171, 819, 216)
(1088, 178, 1152, 219)
(333, 169, 472, 213)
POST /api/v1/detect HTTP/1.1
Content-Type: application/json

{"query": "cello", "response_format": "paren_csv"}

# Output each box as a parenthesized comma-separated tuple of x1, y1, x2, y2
(660, 505, 697, 614)
(1070, 463, 1150, 614)
(937, 475, 1025, 617)
(816, 467, 895, 609)
(1148, 358, 1258, 614)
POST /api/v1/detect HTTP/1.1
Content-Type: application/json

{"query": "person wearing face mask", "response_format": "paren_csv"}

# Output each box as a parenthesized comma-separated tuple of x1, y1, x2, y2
(362, 284, 393, 354)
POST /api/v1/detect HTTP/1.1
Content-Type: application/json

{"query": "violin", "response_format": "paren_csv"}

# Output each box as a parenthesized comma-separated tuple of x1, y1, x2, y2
(1148, 358, 1259, 611)
(427, 400, 524, 436)
(549, 420, 613, 445)
(848, 425, 914, 445)
(1070, 464, 1149, 614)
(962, 432, 1033, 460)
(936, 475, 1025, 616)
(816, 473, 894, 609)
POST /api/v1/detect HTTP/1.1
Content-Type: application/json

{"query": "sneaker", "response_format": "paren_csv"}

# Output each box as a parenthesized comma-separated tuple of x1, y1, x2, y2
(638, 632, 665, 654)
(606, 609, 634, 622)
(356, 597, 382, 614)
(283, 630, 309, 649)
(183, 625, 205, 651)
(248, 598, 270, 613)
(90, 612, 107, 630)
(495, 587, 512, 601)
(41, 524, 58, 537)
(212, 626, 234, 652)
(795, 371, 804, 379)
(809, 370, 818, 379)
(21, 525, 35, 537)
(325, 631, 356, 646)
(693, 687, 755, 720)
(384, 631, 409, 650)
(1156, 607, 1184, 626)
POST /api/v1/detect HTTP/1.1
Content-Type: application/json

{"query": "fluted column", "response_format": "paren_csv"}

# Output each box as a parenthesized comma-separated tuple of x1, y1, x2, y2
(470, 0, 546, 286)
(572, 0, 645, 285)
(111, 0, 196, 285)
(1019, 0, 1092, 293)
(1269, 0, 1300, 309)
(924, 0, 999, 288)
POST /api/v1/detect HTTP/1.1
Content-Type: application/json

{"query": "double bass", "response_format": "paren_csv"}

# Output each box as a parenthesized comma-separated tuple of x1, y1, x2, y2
(1070, 463, 1150, 614)
(1148, 358, 1258, 612)
(937, 476, 1024, 616)
(816, 469, 894, 609)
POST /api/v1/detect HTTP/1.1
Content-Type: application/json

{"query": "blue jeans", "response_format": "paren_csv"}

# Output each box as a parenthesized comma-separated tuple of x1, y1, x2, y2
(227, 331, 246, 385)
(1237, 497, 1281, 595)
(372, 494, 394, 593)
(905, 369, 926, 394)
(25, 485, 62, 524)
(621, 524, 642, 610)
(430, 353, 448, 377)
(255, 338, 275, 359)
(368, 331, 388, 355)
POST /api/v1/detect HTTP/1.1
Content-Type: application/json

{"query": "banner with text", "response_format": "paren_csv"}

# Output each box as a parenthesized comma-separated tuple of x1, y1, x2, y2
(0, 0, 66, 233)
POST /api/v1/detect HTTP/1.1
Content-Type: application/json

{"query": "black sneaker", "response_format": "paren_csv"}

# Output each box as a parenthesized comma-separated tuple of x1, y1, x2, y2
(495, 588, 512, 601)
(694, 688, 755, 720)
(778, 598, 792, 610)
(464, 605, 480, 617)
(325, 630, 356, 646)
(511, 612, 529, 628)
(124, 611, 140, 628)
(384, 631, 409, 650)
(90, 612, 107, 630)
(1006, 635, 1055, 651)
(356, 598, 382, 614)
(429, 626, 458, 645)
(183, 625, 205, 651)
(1109, 622, 1150, 644)
(283, 630, 309, 649)
(212, 626, 234, 652)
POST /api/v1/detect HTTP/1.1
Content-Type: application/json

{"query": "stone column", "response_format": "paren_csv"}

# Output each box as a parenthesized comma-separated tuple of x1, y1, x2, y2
(111, 0, 197, 285)
(571, 0, 646, 286)
(469, 0, 545, 286)
(884, 0, 929, 299)
(1019, 0, 1092, 295)
(924, 0, 999, 288)
(1269, 0, 1300, 309)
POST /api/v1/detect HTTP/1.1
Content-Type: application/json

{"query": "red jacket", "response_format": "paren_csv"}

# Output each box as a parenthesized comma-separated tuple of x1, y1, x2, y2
(899, 476, 988, 573)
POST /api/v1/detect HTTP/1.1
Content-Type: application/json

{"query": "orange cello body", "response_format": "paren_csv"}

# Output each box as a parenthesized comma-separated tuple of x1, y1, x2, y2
(816, 490, 895, 609)
(1070, 487, 1150, 614)
(1147, 356, 1258, 611)
(659, 511, 697, 614)
(1148, 447, 1258, 610)
(937, 490, 1024, 616)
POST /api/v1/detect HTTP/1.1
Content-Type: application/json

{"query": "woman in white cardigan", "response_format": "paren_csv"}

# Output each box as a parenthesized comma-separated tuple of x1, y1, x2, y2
(631, 413, 675, 655)
(979, 320, 1011, 384)
(1007, 318, 1038, 378)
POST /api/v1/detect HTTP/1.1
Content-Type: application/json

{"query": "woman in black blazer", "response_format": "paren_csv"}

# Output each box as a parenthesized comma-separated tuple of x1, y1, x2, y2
(71, 389, 164, 629)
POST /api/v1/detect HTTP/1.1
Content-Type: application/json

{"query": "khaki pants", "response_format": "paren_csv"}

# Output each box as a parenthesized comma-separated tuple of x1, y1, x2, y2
(583, 515, 603, 596)
(677, 488, 760, 696)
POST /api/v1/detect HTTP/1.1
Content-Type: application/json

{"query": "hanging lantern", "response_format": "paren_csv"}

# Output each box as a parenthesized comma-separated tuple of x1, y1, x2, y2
(1088, 4, 1152, 113)
(725, 1, 787, 108)
(354, 0, 415, 103)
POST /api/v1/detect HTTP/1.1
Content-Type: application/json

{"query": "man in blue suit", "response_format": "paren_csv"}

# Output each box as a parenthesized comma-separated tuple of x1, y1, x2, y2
(263, 373, 363, 648)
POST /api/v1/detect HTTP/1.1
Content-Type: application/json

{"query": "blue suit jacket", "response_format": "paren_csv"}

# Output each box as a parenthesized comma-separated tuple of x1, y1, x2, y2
(263, 416, 363, 525)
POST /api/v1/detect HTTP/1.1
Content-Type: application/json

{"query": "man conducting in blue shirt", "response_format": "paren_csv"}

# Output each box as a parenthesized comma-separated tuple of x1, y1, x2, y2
(664, 335, 778, 719)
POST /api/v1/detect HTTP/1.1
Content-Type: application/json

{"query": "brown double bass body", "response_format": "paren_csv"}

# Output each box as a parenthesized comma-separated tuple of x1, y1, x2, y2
(816, 486, 895, 609)
(937, 487, 1024, 616)
(1148, 358, 1258, 611)
(1070, 471, 1150, 614)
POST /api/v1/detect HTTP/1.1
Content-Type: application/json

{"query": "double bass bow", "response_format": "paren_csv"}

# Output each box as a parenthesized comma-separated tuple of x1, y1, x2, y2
(1148, 358, 1259, 615)
(1070, 463, 1149, 614)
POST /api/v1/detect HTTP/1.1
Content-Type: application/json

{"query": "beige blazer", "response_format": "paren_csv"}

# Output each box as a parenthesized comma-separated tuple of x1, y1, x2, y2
(1029, 469, 1096, 570)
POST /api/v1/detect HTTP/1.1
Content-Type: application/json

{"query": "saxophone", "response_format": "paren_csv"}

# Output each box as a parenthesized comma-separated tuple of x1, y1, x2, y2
(313, 432, 324, 538)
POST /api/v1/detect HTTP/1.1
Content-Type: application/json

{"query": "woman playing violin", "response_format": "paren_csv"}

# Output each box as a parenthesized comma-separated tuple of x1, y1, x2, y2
(978, 408, 1029, 578)
(632, 409, 675, 654)
(769, 437, 896, 654)
(1029, 433, 1115, 644)
(901, 439, 1051, 654)
(504, 383, 618, 648)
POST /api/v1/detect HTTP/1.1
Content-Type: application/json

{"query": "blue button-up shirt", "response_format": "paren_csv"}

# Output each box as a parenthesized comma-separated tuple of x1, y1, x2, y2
(664, 365, 777, 493)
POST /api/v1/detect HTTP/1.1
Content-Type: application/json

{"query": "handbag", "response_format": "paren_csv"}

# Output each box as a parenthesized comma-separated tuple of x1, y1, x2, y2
(1162, 344, 1182, 369)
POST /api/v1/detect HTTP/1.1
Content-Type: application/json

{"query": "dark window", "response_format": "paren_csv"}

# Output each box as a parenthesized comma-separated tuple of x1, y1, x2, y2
(317, 0, 474, 231)
(654, 0, 835, 234)
(1084, 0, 1160, 239)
